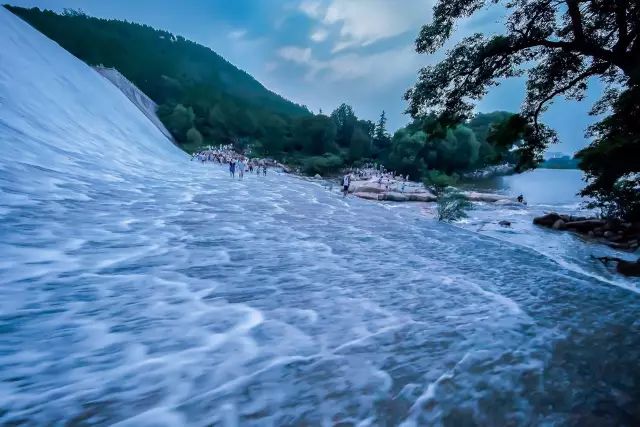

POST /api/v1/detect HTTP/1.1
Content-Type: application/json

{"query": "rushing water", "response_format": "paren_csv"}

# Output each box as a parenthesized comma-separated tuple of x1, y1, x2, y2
(2, 7, 640, 426)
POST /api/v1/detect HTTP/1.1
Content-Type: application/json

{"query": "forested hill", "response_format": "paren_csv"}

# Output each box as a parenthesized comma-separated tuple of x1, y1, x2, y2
(6, 5, 310, 146)
(6, 5, 526, 181)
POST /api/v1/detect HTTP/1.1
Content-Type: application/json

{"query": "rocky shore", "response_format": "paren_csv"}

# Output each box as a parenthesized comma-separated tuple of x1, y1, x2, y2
(346, 178, 514, 204)
(533, 212, 640, 251)
(533, 213, 640, 277)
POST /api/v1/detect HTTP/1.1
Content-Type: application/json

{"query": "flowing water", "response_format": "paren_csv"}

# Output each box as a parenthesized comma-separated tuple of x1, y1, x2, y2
(1, 8, 640, 427)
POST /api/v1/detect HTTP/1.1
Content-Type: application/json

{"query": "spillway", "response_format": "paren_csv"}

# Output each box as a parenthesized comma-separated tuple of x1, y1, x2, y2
(1, 8, 639, 426)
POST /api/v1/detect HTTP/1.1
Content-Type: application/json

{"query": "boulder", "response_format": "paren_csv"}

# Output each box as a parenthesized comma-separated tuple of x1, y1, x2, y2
(349, 182, 384, 194)
(407, 192, 437, 202)
(564, 219, 606, 232)
(353, 192, 380, 201)
(313, 174, 322, 179)
(381, 192, 409, 202)
(499, 220, 512, 227)
(462, 191, 510, 203)
(552, 219, 566, 230)
(533, 213, 562, 227)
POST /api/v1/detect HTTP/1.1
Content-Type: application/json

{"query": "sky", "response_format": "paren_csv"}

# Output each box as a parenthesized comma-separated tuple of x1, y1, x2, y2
(7, 0, 604, 154)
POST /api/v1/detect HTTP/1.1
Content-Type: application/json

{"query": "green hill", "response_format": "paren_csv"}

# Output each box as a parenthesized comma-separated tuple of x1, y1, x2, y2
(5, 5, 310, 149)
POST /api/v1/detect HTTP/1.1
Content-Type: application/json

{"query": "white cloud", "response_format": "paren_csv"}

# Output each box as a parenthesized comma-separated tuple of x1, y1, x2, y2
(310, 28, 329, 43)
(299, 0, 323, 19)
(228, 29, 247, 40)
(299, 0, 432, 52)
(278, 43, 426, 85)
(278, 46, 314, 64)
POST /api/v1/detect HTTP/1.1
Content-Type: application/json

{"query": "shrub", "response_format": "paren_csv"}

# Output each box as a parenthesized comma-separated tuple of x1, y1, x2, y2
(437, 191, 471, 222)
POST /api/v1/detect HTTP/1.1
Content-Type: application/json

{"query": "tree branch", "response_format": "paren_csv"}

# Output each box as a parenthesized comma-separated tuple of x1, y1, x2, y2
(566, 0, 585, 43)
(613, 0, 630, 53)
(531, 64, 606, 129)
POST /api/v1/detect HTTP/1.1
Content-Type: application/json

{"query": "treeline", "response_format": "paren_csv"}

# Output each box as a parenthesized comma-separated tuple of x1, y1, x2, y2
(7, 5, 524, 182)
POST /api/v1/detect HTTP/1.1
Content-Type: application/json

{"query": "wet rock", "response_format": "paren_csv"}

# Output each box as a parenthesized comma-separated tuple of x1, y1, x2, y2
(407, 192, 437, 202)
(499, 220, 511, 227)
(381, 192, 409, 202)
(552, 219, 566, 230)
(533, 213, 562, 227)
(604, 230, 615, 238)
(313, 174, 321, 179)
(563, 219, 606, 232)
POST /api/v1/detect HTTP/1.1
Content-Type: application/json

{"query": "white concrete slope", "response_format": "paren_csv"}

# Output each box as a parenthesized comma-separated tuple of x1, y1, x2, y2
(0, 6, 185, 189)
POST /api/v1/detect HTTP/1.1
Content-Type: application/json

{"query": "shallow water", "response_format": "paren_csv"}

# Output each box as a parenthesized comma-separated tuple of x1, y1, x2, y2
(2, 7, 640, 426)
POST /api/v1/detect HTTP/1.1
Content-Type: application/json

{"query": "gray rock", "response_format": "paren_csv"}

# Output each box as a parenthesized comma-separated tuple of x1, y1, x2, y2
(552, 219, 566, 230)
(533, 213, 561, 227)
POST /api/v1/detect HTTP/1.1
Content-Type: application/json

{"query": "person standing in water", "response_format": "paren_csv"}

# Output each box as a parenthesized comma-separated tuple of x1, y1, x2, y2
(237, 158, 246, 179)
(263, 165, 267, 176)
(229, 160, 236, 178)
(342, 173, 351, 197)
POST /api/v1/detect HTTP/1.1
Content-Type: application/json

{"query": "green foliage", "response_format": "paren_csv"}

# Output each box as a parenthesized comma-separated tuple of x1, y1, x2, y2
(423, 170, 459, 195)
(437, 191, 472, 222)
(186, 127, 203, 146)
(301, 154, 344, 176)
(160, 104, 194, 141)
(406, 0, 639, 218)
(384, 112, 521, 182)
(576, 87, 640, 221)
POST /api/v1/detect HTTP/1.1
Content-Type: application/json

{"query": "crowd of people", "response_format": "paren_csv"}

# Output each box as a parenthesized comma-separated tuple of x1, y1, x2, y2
(191, 145, 269, 179)
(341, 163, 414, 196)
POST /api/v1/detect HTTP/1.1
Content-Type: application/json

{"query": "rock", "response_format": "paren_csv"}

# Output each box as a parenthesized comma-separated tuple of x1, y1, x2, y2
(563, 219, 606, 232)
(353, 192, 380, 201)
(533, 213, 562, 227)
(499, 220, 511, 227)
(381, 192, 409, 202)
(603, 230, 615, 238)
(617, 259, 640, 276)
(313, 174, 322, 179)
(407, 192, 437, 202)
(552, 219, 566, 230)
(462, 191, 511, 203)
(348, 181, 384, 194)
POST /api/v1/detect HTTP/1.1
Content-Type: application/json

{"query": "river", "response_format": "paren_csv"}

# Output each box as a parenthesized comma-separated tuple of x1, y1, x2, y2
(2, 8, 640, 426)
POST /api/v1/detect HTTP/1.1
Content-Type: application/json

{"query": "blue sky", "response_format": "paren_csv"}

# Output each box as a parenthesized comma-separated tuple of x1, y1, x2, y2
(8, 0, 603, 154)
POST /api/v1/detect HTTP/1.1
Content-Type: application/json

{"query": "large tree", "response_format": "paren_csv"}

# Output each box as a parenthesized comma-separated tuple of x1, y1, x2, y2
(407, 0, 639, 128)
(406, 0, 639, 219)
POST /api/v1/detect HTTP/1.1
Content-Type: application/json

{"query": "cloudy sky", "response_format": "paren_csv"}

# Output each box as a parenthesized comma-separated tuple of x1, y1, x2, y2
(8, 0, 603, 153)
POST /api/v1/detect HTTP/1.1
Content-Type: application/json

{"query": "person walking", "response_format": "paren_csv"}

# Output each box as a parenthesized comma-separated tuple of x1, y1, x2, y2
(342, 173, 351, 197)
(229, 160, 236, 178)
(238, 158, 246, 179)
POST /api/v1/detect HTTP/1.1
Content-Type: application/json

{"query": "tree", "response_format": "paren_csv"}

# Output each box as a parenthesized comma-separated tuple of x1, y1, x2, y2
(331, 103, 357, 147)
(406, 0, 640, 218)
(576, 86, 640, 220)
(186, 127, 203, 146)
(373, 110, 391, 150)
(165, 104, 195, 141)
(348, 126, 372, 161)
